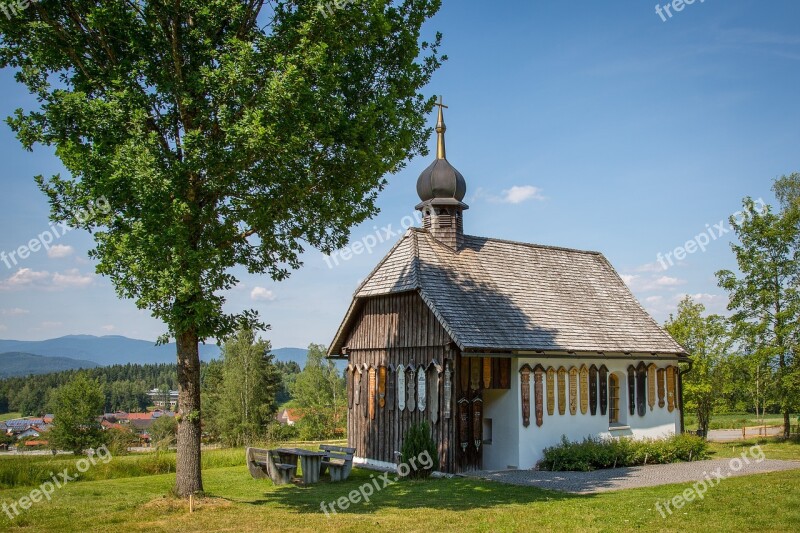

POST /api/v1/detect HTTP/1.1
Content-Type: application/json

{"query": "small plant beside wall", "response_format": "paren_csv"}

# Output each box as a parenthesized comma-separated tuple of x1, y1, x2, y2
(400, 422, 439, 479)
(539, 434, 709, 471)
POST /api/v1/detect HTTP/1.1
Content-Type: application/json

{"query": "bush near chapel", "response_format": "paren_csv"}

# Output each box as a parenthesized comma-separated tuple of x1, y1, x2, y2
(400, 421, 439, 479)
(539, 434, 709, 471)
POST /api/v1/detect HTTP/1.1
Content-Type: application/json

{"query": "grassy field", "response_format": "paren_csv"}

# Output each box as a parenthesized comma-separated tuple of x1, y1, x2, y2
(0, 438, 797, 532)
(0, 412, 22, 422)
(707, 435, 800, 461)
(684, 412, 799, 431)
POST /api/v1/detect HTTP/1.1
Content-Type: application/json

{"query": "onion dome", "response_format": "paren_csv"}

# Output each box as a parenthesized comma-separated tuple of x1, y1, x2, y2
(416, 97, 467, 202)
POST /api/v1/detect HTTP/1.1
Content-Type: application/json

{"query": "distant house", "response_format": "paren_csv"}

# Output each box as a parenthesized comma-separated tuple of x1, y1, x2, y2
(276, 408, 305, 426)
(147, 388, 179, 409)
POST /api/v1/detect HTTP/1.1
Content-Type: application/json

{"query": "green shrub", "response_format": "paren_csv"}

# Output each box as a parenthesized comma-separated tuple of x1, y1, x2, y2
(539, 434, 709, 471)
(400, 421, 439, 479)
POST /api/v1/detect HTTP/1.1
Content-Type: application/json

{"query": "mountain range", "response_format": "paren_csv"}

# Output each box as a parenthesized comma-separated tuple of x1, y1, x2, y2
(0, 335, 310, 377)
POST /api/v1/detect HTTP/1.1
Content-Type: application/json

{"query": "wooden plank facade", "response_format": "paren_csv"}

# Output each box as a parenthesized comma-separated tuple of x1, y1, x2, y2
(343, 291, 510, 473)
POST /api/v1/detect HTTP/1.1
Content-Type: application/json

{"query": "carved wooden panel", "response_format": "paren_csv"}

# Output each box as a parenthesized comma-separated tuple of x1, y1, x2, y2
(459, 398, 469, 452)
(657, 368, 666, 408)
(443, 362, 452, 419)
(499, 358, 510, 389)
(568, 367, 578, 415)
(378, 366, 386, 409)
(627, 366, 636, 416)
(579, 365, 589, 415)
(599, 365, 608, 416)
(361, 366, 369, 418)
(557, 367, 567, 415)
(368, 367, 377, 420)
(545, 367, 555, 416)
(636, 362, 647, 416)
(472, 397, 483, 450)
(482, 358, 491, 390)
(429, 366, 440, 424)
(520, 365, 531, 427)
(347, 366, 354, 409)
(470, 358, 481, 392)
(386, 366, 395, 412)
(354, 368, 362, 406)
(406, 366, 416, 413)
(397, 364, 406, 411)
(417, 366, 427, 412)
(460, 357, 469, 395)
(667, 366, 676, 412)
(589, 365, 598, 416)
(647, 363, 657, 411)
(674, 366, 681, 411)
(534, 365, 545, 427)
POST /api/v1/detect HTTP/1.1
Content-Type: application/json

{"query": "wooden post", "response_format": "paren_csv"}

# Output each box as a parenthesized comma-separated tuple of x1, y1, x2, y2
(189, 493, 194, 513)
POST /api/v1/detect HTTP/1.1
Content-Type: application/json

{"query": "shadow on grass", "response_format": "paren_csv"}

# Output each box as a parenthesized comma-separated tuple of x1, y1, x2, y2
(230, 468, 587, 515)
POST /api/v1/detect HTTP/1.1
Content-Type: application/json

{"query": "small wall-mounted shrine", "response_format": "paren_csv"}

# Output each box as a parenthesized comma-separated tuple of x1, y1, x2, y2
(327, 99, 689, 473)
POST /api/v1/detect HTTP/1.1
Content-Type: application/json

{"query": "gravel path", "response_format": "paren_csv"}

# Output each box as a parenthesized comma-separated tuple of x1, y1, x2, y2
(464, 459, 800, 494)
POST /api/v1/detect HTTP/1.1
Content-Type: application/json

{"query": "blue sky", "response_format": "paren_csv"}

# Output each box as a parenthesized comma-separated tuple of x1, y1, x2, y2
(1, 0, 798, 349)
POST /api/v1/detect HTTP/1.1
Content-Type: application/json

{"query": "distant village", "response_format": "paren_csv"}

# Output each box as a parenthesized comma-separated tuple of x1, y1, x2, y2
(1, 387, 307, 452)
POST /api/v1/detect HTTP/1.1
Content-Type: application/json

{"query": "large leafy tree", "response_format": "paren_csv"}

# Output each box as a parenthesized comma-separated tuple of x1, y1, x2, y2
(208, 328, 281, 446)
(291, 343, 345, 440)
(0, 1, 443, 495)
(717, 188, 800, 437)
(47, 375, 106, 454)
(665, 296, 732, 436)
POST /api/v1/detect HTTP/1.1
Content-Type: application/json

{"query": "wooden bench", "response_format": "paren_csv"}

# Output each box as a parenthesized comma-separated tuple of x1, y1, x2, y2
(319, 445, 356, 482)
(246, 447, 297, 485)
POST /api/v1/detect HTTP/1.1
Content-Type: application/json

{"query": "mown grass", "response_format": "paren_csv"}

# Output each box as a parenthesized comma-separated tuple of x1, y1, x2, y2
(0, 462, 798, 532)
(685, 412, 799, 431)
(0, 412, 22, 422)
(707, 435, 800, 462)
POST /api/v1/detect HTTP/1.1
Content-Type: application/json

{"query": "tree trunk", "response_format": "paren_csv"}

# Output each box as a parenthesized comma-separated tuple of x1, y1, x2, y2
(785, 410, 791, 438)
(175, 328, 203, 497)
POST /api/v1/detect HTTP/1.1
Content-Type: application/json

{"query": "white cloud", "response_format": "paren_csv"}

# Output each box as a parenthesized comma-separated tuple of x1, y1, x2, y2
(0, 269, 51, 290)
(654, 276, 685, 288)
(41, 321, 63, 329)
(0, 324, 7, 332)
(645, 295, 664, 304)
(0, 268, 94, 291)
(1, 308, 29, 316)
(47, 245, 74, 259)
(52, 269, 94, 289)
(472, 185, 547, 204)
(250, 287, 276, 301)
(101, 325, 116, 332)
(499, 185, 546, 204)
(634, 261, 666, 273)
(621, 274, 686, 292)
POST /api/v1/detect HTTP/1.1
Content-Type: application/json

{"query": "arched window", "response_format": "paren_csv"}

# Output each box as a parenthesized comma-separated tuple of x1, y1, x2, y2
(609, 374, 620, 424)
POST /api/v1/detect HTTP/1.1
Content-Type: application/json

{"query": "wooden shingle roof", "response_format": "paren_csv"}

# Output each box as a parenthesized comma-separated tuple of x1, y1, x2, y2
(329, 228, 687, 358)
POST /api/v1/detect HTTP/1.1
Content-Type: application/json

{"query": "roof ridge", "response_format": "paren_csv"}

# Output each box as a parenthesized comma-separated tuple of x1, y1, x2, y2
(463, 233, 603, 256)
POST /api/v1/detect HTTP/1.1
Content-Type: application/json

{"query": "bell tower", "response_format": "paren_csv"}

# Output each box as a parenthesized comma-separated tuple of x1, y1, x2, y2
(415, 96, 469, 250)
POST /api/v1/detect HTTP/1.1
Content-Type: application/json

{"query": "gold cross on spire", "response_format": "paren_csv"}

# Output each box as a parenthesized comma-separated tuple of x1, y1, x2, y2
(435, 95, 447, 160)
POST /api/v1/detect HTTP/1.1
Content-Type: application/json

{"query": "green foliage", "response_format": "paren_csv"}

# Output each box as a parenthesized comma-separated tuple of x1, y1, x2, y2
(47, 375, 106, 454)
(665, 296, 733, 434)
(105, 427, 139, 456)
(149, 415, 178, 450)
(292, 344, 346, 440)
(265, 421, 300, 443)
(202, 329, 281, 446)
(540, 434, 709, 471)
(716, 185, 800, 437)
(0, 0, 444, 494)
(400, 421, 439, 479)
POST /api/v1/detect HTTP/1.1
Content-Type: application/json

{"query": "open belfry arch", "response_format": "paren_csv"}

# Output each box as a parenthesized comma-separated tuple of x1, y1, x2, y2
(328, 98, 690, 473)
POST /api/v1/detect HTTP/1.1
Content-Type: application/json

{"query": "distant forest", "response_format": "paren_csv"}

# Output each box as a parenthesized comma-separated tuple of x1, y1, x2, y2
(0, 360, 300, 416)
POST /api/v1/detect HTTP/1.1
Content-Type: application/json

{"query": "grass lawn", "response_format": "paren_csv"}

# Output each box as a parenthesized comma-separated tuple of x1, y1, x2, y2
(0, 412, 22, 422)
(685, 412, 799, 431)
(707, 435, 800, 462)
(0, 442, 798, 532)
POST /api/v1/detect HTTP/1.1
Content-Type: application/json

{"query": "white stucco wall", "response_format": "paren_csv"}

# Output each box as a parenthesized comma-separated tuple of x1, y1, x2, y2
(481, 356, 681, 471)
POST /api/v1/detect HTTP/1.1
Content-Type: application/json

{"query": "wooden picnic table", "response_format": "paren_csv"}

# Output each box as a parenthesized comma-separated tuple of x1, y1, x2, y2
(273, 448, 327, 484)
